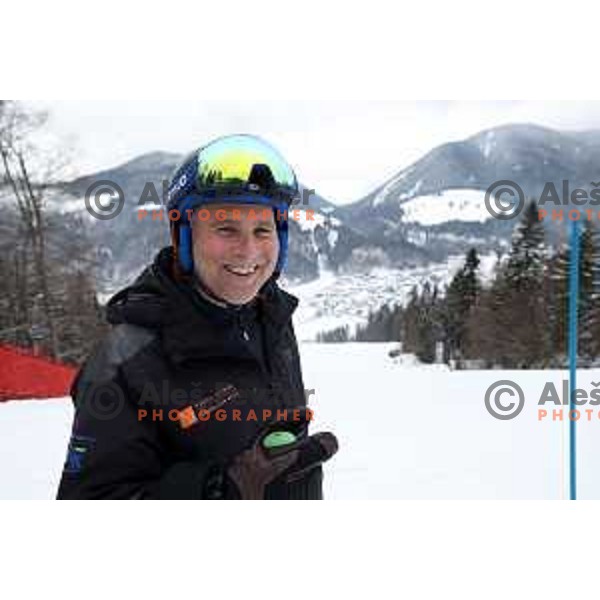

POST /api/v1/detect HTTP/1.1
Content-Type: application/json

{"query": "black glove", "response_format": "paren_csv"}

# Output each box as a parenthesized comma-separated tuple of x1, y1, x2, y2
(205, 409, 338, 500)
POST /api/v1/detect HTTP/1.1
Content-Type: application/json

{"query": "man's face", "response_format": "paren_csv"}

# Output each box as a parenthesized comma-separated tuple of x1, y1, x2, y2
(191, 204, 279, 305)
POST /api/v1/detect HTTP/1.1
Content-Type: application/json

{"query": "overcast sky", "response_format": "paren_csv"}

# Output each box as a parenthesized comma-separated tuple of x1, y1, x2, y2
(32, 101, 600, 205)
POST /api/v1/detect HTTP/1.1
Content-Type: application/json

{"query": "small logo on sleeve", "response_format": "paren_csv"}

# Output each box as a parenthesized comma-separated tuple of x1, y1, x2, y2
(64, 435, 96, 474)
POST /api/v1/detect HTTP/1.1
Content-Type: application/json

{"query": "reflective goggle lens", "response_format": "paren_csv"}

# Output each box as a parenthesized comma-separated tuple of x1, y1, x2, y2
(194, 134, 297, 201)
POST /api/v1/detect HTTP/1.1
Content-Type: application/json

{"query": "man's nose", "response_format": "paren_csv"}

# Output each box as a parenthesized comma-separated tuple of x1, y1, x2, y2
(232, 231, 259, 257)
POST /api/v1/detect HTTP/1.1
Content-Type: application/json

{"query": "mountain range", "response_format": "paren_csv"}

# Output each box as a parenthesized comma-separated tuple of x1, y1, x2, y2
(39, 123, 600, 293)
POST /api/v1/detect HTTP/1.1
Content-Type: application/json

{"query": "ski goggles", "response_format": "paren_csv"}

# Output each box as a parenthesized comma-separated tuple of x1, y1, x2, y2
(167, 134, 299, 210)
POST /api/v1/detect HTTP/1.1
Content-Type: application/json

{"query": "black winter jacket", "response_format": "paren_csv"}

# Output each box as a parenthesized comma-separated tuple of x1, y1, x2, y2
(56, 247, 321, 499)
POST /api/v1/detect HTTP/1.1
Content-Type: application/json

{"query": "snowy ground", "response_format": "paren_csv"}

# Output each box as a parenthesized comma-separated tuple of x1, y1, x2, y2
(308, 344, 600, 499)
(0, 398, 73, 500)
(1, 342, 599, 499)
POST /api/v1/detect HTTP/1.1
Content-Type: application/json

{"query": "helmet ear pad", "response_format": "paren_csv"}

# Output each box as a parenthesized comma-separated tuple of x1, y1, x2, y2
(274, 214, 288, 274)
(178, 223, 194, 273)
(173, 201, 290, 277)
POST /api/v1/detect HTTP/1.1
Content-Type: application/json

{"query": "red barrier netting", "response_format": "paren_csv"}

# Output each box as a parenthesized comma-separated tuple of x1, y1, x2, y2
(0, 344, 76, 401)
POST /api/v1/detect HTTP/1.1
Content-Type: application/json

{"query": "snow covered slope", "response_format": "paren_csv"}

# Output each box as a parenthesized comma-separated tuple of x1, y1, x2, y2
(1, 343, 598, 499)
(400, 189, 492, 226)
(0, 398, 73, 499)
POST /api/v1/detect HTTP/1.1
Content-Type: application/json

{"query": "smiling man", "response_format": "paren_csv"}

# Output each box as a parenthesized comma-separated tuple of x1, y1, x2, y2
(57, 134, 338, 500)
(191, 204, 280, 306)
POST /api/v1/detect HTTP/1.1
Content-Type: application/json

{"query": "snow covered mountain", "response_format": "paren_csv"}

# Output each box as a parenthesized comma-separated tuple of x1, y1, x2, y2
(353, 124, 600, 213)
(8, 123, 599, 314)
(338, 124, 600, 264)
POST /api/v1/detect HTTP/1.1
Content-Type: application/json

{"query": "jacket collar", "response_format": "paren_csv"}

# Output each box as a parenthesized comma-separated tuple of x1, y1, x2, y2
(107, 247, 299, 366)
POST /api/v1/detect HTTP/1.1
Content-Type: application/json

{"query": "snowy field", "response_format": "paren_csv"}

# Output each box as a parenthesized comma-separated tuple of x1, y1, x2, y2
(1, 342, 599, 499)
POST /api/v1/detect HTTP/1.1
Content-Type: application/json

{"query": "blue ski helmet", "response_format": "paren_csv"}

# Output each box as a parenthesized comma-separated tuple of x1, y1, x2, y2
(167, 134, 299, 276)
